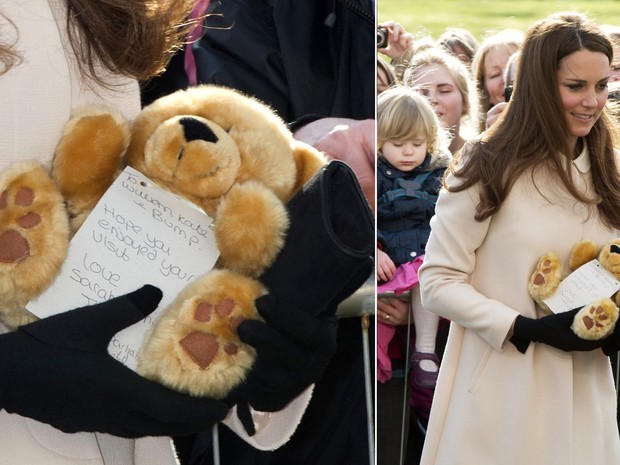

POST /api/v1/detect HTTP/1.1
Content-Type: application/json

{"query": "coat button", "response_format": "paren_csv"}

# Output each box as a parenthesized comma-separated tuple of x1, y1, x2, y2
(386, 170, 392, 175)
(410, 251, 417, 257)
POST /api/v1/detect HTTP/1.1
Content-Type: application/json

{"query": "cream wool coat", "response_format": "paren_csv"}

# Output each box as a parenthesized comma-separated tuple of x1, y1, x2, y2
(419, 146, 620, 465)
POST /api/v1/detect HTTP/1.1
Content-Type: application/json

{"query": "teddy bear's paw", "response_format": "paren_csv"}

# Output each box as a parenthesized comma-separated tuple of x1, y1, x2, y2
(0, 163, 69, 329)
(528, 252, 562, 304)
(571, 298, 619, 340)
(138, 269, 265, 399)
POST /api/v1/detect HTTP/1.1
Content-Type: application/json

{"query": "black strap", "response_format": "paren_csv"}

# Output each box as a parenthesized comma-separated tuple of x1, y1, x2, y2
(378, 171, 437, 204)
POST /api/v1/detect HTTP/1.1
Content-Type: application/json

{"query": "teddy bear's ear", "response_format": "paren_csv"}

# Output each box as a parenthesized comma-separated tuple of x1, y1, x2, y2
(53, 105, 130, 231)
(290, 141, 327, 194)
(569, 240, 598, 271)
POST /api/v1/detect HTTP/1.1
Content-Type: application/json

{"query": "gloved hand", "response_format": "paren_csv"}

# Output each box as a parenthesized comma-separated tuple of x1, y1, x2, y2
(224, 294, 337, 416)
(223, 161, 373, 436)
(603, 320, 620, 356)
(224, 295, 338, 436)
(0, 285, 229, 438)
(510, 308, 608, 354)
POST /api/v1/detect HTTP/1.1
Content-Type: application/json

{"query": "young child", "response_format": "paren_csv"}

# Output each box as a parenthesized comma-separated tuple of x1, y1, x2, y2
(376, 85, 451, 393)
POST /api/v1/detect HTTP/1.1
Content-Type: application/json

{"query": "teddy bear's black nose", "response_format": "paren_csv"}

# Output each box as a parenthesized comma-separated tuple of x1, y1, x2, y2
(180, 117, 219, 144)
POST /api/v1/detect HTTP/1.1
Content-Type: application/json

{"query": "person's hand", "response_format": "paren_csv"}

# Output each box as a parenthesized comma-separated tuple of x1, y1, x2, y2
(293, 117, 375, 212)
(377, 249, 396, 282)
(378, 21, 414, 63)
(486, 102, 508, 129)
(510, 308, 608, 354)
(602, 319, 620, 355)
(223, 159, 373, 436)
(0, 286, 230, 438)
(225, 294, 337, 415)
(377, 296, 411, 326)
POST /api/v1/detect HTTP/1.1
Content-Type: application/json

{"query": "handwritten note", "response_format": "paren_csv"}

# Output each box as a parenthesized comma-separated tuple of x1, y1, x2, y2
(543, 259, 620, 313)
(27, 166, 220, 369)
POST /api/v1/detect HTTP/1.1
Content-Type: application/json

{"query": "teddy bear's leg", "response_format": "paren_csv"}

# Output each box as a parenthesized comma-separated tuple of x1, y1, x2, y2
(52, 106, 130, 231)
(0, 162, 69, 329)
(571, 298, 619, 340)
(527, 252, 562, 313)
(214, 181, 289, 277)
(137, 269, 264, 399)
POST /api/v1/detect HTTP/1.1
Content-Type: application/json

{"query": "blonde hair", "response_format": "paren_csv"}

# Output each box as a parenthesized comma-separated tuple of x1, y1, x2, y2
(438, 27, 479, 66)
(378, 55, 398, 90)
(377, 85, 450, 158)
(403, 46, 478, 139)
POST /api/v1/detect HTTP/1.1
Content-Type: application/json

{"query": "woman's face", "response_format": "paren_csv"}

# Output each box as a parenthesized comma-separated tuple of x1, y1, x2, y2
(483, 47, 513, 106)
(411, 64, 464, 132)
(557, 49, 609, 151)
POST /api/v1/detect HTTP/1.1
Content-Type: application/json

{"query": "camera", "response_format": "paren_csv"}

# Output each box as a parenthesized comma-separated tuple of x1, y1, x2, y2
(377, 26, 388, 48)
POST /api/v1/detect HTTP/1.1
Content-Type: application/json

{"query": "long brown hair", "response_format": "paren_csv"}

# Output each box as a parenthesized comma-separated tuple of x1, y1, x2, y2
(1, 1, 196, 83)
(67, 0, 196, 83)
(450, 12, 620, 229)
(0, 14, 20, 75)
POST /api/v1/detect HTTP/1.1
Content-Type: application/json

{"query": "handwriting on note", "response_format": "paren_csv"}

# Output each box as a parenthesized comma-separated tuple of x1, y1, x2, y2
(543, 259, 620, 314)
(27, 166, 220, 369)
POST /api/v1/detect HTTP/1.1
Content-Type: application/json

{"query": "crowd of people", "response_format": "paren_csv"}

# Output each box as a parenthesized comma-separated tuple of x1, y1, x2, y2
(377, 11, 620, 465)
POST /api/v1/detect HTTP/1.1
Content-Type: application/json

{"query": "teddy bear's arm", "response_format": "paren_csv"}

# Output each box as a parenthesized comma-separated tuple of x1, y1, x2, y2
(214, 181, 289, 277)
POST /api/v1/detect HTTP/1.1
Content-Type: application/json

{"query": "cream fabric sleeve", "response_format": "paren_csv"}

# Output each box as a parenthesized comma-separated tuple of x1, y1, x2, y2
(221, 385, 313, 450)
(418, 179, 520, 351)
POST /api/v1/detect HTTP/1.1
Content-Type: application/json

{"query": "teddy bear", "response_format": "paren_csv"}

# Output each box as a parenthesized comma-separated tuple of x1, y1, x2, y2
(528, 239, 620, 340)
(0, 85, 327, 399)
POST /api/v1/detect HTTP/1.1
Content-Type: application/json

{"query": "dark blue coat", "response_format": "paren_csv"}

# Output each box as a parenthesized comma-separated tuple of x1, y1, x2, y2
(377, 154, 449, 267)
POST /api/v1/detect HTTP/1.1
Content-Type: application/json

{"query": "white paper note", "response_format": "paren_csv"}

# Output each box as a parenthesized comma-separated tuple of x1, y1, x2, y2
(27, 166, 220, 369)
(543, 259, 620, 314)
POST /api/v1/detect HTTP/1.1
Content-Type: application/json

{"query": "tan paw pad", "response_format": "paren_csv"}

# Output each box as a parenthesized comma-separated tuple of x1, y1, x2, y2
(0, 186, 43, 263)
(178, 297, 249, 371)
(528, 252, 561, 301)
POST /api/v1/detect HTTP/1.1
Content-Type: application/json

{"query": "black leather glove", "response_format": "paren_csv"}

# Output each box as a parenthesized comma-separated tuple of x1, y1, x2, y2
(510, 308, 608, 354)
(0, 285, 229, 438)
(222, 161, 373, 436)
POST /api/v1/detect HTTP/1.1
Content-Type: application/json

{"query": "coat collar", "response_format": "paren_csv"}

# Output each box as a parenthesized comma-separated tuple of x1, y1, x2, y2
(571, 141, 590, 174)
